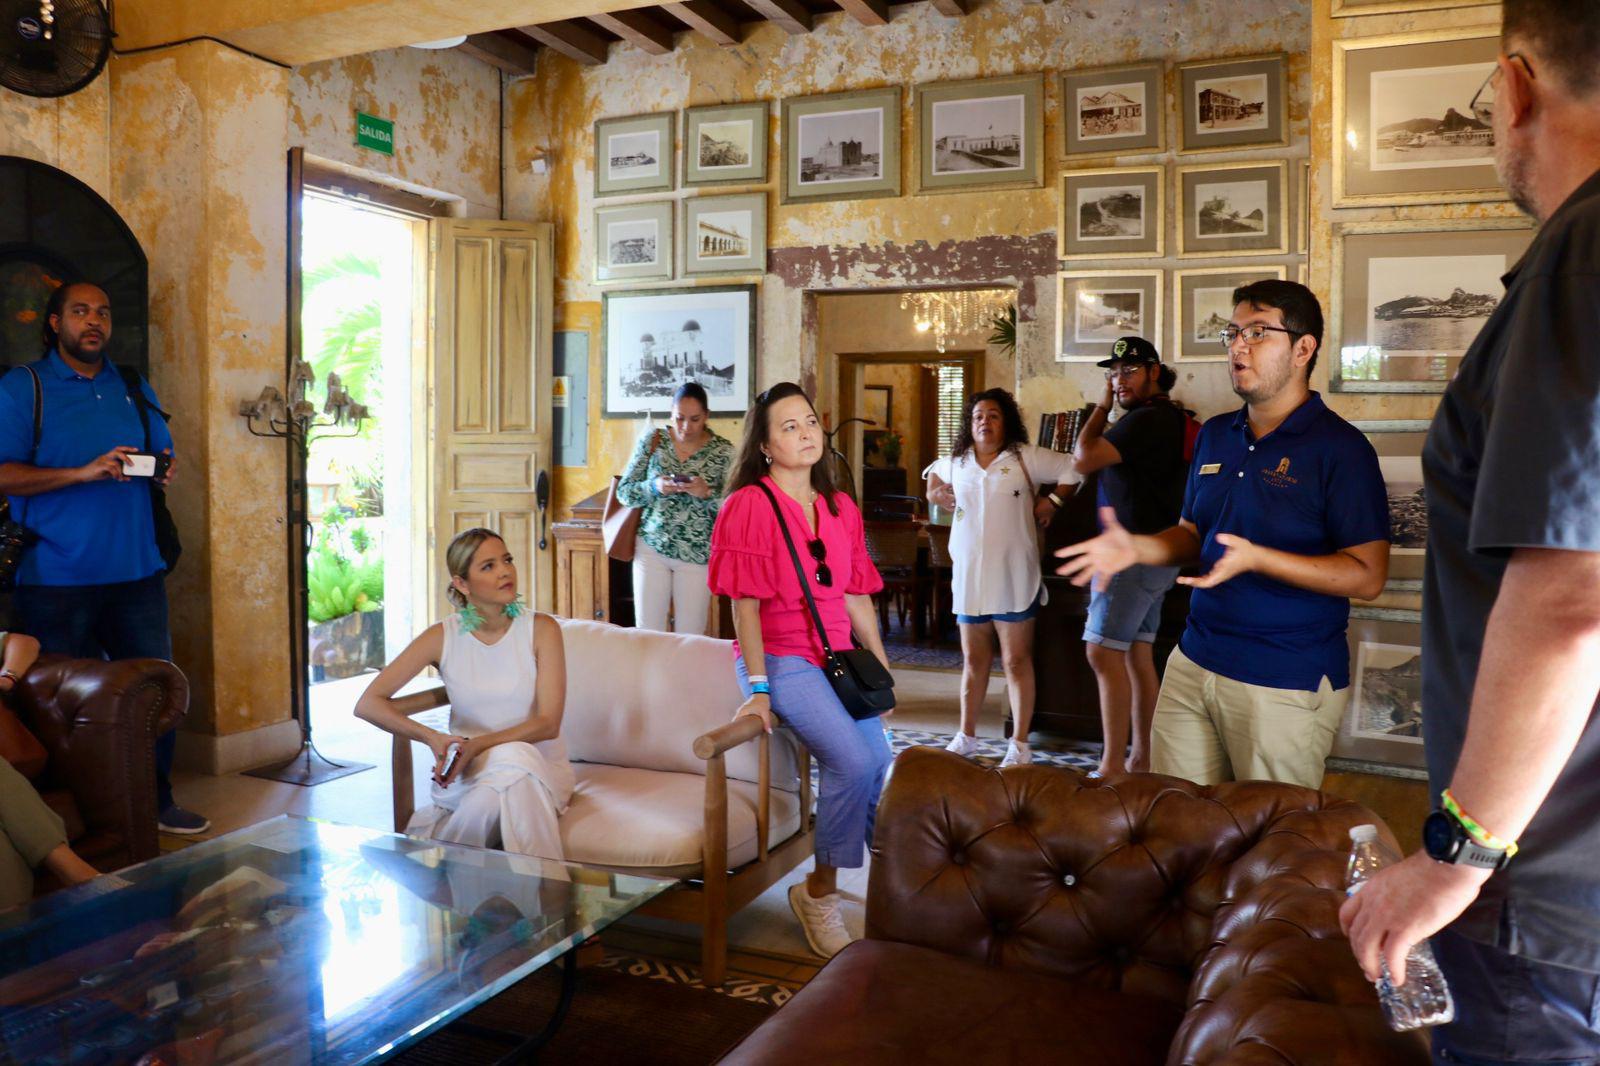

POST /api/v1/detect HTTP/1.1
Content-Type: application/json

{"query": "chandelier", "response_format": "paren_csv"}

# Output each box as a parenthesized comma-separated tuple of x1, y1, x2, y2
(899, 288, 1013, 353)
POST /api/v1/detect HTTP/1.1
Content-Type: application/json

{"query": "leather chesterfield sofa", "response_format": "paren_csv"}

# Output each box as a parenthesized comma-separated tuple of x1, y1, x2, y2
(4, 654, 189, 883)
(720, 747, 1429, 1065)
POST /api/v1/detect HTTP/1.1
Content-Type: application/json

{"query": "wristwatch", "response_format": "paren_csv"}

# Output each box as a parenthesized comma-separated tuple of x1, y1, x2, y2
(1423, 805, 1514, 871)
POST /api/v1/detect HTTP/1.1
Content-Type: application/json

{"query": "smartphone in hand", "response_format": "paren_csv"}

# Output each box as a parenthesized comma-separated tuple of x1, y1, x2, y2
(122, 452, 172, 479)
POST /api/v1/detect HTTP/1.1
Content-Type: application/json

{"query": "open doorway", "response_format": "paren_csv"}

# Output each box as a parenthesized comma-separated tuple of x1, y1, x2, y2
(300, 193, 424, 728)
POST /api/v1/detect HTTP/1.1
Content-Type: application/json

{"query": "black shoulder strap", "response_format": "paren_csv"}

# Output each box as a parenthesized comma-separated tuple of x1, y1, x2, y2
(25, 367, 41, 461)
(755, 481, 836, 663)
(116, 365, 157, 452)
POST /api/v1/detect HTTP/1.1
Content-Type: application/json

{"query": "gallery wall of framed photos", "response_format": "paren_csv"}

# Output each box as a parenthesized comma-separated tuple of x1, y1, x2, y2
(1309, 0, 1526, 775)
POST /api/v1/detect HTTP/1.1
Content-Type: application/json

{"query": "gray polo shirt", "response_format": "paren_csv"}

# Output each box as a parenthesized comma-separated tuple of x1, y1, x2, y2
(1422, 167, 1600, 971)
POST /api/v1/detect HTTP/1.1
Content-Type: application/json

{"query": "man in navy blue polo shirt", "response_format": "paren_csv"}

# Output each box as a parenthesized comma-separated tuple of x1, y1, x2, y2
(1057, 280, 1390, 787)
(0, 281, 208, 834)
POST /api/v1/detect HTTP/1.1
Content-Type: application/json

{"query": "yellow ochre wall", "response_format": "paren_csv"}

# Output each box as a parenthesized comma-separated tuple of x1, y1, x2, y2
(507, 0, 1316, 520)
(2, 42, 502, 771)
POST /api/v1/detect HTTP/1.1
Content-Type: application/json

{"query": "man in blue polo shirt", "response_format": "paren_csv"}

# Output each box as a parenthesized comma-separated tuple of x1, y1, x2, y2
(0, 281, 208, 834)
(1057, 279, 1390, 787)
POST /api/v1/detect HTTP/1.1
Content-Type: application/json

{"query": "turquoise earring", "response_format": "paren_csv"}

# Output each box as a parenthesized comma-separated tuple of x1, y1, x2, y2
(457, 602, 485, 633)
(505, 598, 529, 620)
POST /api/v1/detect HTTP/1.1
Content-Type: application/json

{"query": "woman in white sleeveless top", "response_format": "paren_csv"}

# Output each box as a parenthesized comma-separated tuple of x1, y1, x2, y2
(357, 527, 573, 861)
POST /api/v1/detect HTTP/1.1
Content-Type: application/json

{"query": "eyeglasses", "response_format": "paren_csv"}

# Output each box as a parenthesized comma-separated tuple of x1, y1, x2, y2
(807, 538, 833, 588)
(1103, 364, 1146, 380)
(1468, 53, 1534, 126)
(1218, 324, 1301, 347)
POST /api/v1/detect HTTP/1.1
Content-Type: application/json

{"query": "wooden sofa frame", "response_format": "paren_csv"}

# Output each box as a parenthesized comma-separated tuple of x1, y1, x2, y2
(389, 687, 814, 986)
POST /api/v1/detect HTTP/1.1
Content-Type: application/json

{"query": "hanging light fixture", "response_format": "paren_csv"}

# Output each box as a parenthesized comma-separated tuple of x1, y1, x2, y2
(899, 288, 1013, 353)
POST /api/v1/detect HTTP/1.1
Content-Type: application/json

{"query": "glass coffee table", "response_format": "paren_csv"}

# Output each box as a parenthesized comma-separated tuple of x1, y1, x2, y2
(0, 816, 676, 1064)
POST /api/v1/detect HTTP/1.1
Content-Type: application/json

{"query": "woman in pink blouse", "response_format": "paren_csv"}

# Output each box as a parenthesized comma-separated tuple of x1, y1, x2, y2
(708, 382, 891, 960)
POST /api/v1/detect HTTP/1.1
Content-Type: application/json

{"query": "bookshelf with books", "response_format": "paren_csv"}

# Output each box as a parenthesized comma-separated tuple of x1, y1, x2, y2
(1037, 404, 1095, 452)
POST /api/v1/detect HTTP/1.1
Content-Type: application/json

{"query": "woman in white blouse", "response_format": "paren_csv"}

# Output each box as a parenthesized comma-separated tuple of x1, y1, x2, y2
(925, 388, 1081, 767)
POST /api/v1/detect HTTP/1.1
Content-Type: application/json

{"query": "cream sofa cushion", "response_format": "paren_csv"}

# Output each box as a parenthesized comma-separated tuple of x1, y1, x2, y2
(558, 619, 800, 790)
(561, 763, 803, 879)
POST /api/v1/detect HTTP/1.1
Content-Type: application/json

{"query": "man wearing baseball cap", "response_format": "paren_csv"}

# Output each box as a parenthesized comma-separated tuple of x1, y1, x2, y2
(1057, 281, 1390, 788)
(1071, 336, 1192, 777)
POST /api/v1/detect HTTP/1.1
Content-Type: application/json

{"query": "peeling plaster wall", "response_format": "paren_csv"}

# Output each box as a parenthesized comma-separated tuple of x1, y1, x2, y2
(505, 0, 1313, 519)
(1, 77, 112, 197)
(291, 46, 503, 216)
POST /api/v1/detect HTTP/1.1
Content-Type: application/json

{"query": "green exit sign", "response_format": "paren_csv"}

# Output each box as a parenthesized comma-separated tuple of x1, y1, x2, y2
(355, 111, 395, 155)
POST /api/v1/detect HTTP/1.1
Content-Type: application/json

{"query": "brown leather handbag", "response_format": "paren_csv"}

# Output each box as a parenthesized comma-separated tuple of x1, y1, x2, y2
(601, 430, 663, 562)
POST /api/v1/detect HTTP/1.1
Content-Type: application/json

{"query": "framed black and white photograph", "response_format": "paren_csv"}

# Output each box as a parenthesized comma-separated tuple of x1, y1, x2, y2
(601, 285, 756, 418)
(1350, 641, 1424, 743)
(682, 193, 767, 277)
(1335, 613, 1425, 769)
(1333, 0, 1488, 20)
(1056, 269, 1163, 363)
(1352, 420, 1430, 579)
(595, 113, 676, 197)
(1177, 161, 1288, 257)
(1178, 54, 1287, 152)
(1173, 266, 1286, 362)
(915, 74, 1043, 194)
(781, 87, 902, 205)
(1059, 166, 1163, 260)
(684, 102, 768, 187)
(1297, 159, 1312, 256)
(595, 201, 674, 283)
(1333, 28, 1504, 207)
(1061, 62, 1163, 157)
(1330, 219, 1534, 392)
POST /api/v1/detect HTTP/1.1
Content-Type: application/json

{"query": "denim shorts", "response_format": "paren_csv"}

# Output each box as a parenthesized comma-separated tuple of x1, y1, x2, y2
(1084, 564, 1179, 651)
(957, 590, 1042, 626)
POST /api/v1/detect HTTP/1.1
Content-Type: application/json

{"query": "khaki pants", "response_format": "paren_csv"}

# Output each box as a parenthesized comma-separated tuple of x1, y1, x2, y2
(0, 756, 68, 909)
(1150, 646, 1348, 788)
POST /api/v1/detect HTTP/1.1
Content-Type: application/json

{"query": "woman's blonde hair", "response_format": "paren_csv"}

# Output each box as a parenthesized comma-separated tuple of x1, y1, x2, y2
(445, 527, 503, 608)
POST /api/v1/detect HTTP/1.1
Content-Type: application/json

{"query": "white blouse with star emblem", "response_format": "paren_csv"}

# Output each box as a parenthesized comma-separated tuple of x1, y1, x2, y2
(925, 445, 1082, 618)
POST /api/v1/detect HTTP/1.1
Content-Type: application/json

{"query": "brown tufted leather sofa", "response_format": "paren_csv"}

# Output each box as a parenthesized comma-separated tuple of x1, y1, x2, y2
(719, 747, 1429, 1065)
(3, 654, 189, 884)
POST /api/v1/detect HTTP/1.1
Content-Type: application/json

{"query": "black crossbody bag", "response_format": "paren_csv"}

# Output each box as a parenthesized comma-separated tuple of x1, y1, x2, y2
(0, 368, 43, 592)
(115, 366, 182, 574)
(756, 481, 895, 720)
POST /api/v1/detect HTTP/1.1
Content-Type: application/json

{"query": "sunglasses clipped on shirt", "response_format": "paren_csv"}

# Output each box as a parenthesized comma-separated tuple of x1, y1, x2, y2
(807, 538, 833, 588)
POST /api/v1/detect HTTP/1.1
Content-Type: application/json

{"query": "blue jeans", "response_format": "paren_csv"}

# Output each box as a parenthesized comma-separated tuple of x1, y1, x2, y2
(1432, 928, 1600, 1065)
(737, 654, 891, 869)
(16, 574, 177, 812)
(1084, 563, 1179, 651)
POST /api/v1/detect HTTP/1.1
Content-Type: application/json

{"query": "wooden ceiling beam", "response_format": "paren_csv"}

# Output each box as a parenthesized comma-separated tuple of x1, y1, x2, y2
(516, 20, 610, 65)
(663, 0, 742, 46)
(742, 0, 813, 35)
(928, 0, 971, 14)
(456, 32, 539, 75)
(835, 0, 889, 25)
(588, 8, 677, 54)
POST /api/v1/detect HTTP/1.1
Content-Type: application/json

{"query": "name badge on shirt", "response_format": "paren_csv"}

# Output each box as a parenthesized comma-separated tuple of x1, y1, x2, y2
(1198, 463, 1222, 475)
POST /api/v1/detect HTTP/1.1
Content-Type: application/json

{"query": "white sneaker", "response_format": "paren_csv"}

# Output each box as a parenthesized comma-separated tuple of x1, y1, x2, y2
(945, 732, 981, 758)
(1000, 740, 1032, 768)
(789, 883, 853, 959)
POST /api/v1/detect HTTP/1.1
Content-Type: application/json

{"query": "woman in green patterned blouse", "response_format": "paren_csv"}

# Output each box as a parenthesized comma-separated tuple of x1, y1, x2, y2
(616, 383, 733, 634)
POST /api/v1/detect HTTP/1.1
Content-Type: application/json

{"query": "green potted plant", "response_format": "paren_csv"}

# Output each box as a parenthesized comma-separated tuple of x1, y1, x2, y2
(306, 512, 384, 681)
(880, 430, 904, 469)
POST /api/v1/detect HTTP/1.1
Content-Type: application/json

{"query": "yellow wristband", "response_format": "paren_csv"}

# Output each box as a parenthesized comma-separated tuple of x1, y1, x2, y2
(1442, 789, 1518, 858)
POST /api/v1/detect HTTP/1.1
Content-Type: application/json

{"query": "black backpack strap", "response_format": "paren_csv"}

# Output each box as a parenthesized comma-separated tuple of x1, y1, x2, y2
(755, 480, 836, 663)
(115, 365, 169, 453)
(25, 366, 41, 461)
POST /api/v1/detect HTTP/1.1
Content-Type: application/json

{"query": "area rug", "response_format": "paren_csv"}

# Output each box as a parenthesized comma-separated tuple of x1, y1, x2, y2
(396, 950, 785, 1064)
(884, 728, 1100, 772)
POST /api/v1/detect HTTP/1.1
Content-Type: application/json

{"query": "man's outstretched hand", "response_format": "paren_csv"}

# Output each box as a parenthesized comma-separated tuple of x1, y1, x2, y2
(1055, 507, 1137, 591)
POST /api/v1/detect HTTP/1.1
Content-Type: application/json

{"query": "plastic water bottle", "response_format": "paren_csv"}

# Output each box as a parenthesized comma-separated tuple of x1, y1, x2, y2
(1345, 824, 1455, 1031)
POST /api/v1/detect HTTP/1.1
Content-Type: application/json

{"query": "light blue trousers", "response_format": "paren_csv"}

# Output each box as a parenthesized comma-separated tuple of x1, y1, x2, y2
(737, 654, 891, 869)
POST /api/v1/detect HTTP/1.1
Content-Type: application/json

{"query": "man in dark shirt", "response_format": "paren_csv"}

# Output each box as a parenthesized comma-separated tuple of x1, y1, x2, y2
(1072, 337, 1190, 776)
(1057, 282, 1390, 788)
(1342, 4, 1600, 1059)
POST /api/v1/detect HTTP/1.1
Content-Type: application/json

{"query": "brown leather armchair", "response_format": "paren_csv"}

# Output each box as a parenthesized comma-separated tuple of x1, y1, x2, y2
(719, 747, 1429, 1065)
(3, 654, 189, 880)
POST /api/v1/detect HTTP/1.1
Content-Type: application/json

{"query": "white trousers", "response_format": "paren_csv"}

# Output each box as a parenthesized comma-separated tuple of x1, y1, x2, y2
(632, 539, 711, 635)
(425, 775, 566, 862)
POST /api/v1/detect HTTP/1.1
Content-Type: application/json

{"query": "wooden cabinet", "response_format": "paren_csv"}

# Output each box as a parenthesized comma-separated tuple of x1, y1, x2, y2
(552, 489, 633, 625)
